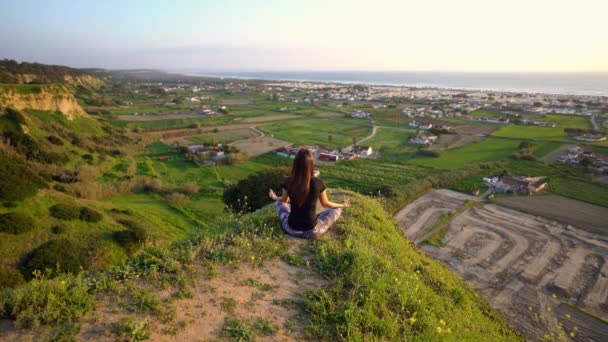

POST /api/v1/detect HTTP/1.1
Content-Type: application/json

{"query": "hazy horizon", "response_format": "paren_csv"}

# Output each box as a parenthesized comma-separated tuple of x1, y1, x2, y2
(2, 0, 608, 72)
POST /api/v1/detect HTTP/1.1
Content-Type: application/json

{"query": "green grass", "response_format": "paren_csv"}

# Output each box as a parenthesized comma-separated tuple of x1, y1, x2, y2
(491, 125, 567, 140)
(543, 114, 592, 129)
(258, 117, 371, 149)
(470, 109, 506, 118)
(409, 138, 520, 170)
(317, 159, 435, 194)
(531, 142, 563, 157)
(548, 177, 608, 207)
(0, 191, 521, 340)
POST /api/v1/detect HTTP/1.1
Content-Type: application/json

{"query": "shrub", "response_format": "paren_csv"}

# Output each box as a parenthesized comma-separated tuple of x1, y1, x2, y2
(113, 220, 148, 250)
(47, 135, 64, 146)
(0, 212, 36, 234)
(0, 267, 26, 288)
(49, 203, 80, 220)
(0, 274, 94, 328)
(51, 225, 66, 234)
(416, 149, 441, 158)
(21, 239, 82, 279)
(182, 181, 200, 194)
(4, 107, 26, 125)
(132, 177, 163, 193)
(166, 192, 189, 205)
(79, 207, 103, 222)
(373, 184, 396, 198)
(222, 167, 288, 213)
(0, 151, 46, 202)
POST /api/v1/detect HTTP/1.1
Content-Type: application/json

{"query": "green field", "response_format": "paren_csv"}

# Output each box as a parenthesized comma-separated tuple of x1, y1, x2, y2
(258, 117, 372, 148)
(409, 137, 520, 170)
(491, 125, 567, 140)
(470, 109, 506, 118)
(543, 114, 592, 129)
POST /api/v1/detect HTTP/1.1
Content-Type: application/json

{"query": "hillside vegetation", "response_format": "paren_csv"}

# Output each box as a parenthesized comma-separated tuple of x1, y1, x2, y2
(0, 191, 521, 341)
(0, 59, 103, 87)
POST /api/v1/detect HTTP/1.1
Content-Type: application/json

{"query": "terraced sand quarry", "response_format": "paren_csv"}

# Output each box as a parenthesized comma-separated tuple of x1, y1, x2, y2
(395, 189, 608, 341)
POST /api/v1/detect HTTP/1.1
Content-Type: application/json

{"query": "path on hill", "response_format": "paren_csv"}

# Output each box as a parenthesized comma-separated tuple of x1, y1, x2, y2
(343, 125, 379, 152)
(591, 115, 599, 130)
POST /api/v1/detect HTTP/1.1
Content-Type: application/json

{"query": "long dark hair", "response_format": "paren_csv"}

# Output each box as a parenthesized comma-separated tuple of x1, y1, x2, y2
(289, 149, 314, 207)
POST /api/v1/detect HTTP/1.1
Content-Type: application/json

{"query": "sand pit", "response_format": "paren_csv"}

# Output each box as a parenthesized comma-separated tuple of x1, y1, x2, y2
(395, 189, 608, 340)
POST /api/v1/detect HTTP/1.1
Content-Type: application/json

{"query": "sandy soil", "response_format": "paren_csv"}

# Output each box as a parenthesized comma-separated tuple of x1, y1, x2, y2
(395, 189, 608, 341)
(0, 240, 322, 341)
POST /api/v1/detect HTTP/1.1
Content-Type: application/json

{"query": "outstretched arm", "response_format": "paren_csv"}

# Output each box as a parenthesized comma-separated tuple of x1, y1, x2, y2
(269, 188, 289, 203)
(319, 190, 350, 209)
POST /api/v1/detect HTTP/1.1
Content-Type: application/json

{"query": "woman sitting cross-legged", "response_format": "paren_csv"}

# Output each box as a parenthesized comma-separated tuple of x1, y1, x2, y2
(269, 148, 350, 238)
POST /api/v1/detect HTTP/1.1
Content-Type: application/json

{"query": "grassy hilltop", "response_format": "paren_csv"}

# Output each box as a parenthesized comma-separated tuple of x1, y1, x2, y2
(0, 191, 521, 341)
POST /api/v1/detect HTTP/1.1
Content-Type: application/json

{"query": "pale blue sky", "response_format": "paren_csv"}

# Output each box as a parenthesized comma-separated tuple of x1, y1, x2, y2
(1, 0, 607, 71)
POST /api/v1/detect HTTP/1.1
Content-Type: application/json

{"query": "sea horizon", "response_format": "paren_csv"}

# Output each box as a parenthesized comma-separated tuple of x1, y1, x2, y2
(184, 70, 608, 97)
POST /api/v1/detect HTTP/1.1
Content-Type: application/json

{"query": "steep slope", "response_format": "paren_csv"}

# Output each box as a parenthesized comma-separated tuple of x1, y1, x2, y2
(0, 60, 104, 88)
(0, 191, 521, 341)
(0, 84, 86, 119)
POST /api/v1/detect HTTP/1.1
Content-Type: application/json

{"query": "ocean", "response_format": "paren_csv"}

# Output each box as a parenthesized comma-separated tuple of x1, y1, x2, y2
(191, 71, 608, 97)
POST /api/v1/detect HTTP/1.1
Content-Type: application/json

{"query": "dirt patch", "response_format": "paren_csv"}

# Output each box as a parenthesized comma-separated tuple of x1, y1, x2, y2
(393, 189, 479, 241)
(398, 190, 608, 340)
(492, 194, 608, 236)
(231, 136, 292, 156)
(221, 99, 252, 106)
(429, 134, 483, 151)
(117, 112, 207, 122)
(237, 114, 300, 123)
(541, 143, 576, 163)
(0, 241, 323, 341)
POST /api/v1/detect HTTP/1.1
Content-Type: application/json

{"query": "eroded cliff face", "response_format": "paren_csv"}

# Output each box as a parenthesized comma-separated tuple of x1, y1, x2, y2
(0, 85, 87, 120)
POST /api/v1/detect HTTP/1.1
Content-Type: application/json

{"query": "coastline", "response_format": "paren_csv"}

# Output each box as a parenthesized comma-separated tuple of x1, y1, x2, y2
(184, 71, 608, 98)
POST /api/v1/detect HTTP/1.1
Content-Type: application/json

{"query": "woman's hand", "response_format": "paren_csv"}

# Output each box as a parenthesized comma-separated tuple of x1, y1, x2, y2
(342, 198, 351, 208)
(269, 188, 278, 201)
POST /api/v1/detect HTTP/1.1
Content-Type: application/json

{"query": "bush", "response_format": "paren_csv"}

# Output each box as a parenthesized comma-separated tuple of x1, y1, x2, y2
(222, 167, 288, 213)
(21, 239, 82, 279)
(0, 267, 26, 288)
(79, 207, 103, 222)
(166, 192, 189, 205)
(0, 212, 36, 235)
(113, 220, 148, 250)
(182, 182, 200, 194)
(0, 273, 94, 328)
(47, 135, 64, 146)
(373, 184, 396, 198)
(51, 225, 66, 234)
(49, 203, 80, 220)
(4, 107, 26, 125)
(0, 151, 46, 202)
(416, 149, 441, 158)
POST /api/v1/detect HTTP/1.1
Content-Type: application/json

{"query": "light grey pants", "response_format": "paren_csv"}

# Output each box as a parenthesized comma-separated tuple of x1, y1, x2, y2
(275, 202, 341, 238)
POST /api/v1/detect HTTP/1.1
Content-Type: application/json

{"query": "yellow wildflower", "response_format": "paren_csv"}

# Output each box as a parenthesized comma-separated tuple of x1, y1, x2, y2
(436, 327, 442, 334)
(439, 319, 446, 326)
(409, 317, 417, 324)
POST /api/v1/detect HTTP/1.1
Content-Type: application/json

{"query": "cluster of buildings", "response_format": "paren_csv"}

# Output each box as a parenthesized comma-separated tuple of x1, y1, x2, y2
(275, 144, 374, 163)
(483, 175, 548, 195)
(558, 147, 608, 171)
(351, 110, 371, 119)
(573, 133, 607, 142)
(409, 133, 438, 146)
